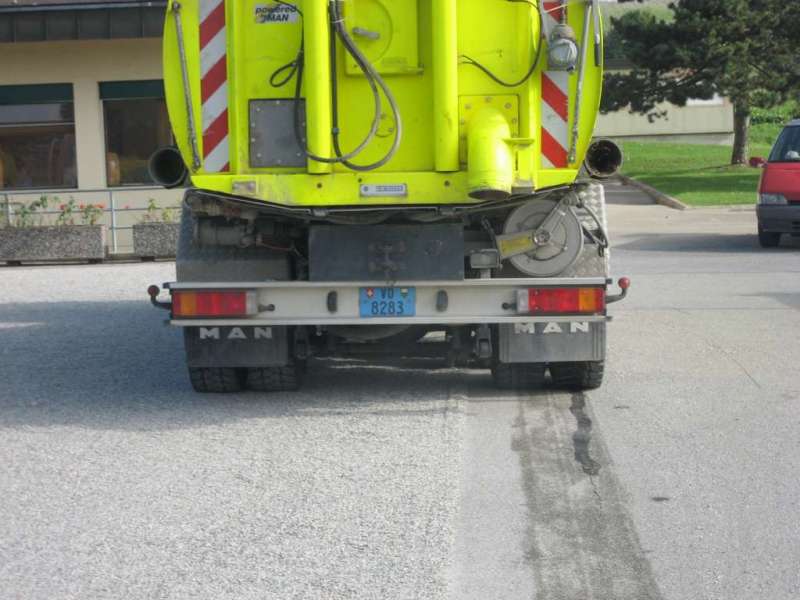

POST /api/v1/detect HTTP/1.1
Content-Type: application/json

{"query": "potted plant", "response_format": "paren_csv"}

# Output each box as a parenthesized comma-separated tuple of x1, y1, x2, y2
(132, 198, 180, 260)
(0, 196, 106, 264)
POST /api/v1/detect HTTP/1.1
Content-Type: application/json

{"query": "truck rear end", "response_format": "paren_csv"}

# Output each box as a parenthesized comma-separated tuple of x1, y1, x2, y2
(148, 0, 628, 392)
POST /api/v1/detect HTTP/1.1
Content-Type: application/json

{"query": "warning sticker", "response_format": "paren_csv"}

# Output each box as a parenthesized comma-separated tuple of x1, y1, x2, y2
(255, 3, 300, 24)
(497, 233, 535, 258)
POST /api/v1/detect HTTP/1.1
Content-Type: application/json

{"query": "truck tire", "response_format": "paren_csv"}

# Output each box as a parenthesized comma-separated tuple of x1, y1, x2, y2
(246, 364, 302, 392)
(492, 362, 547, 390)
(758, 226, 781, 248)
(550, 361, 605, 391)
(189, 367, 244, 393)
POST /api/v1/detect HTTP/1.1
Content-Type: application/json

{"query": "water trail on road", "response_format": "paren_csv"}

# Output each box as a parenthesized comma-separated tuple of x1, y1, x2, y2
(570, 393, 601, 476)
(512, 391, 664, 600)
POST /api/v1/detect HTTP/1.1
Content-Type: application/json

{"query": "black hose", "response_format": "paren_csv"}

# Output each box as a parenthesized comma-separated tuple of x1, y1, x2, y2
(460, 0, 545, 88)
(280, 0, 401, 171)
(327, 0, 402, 171)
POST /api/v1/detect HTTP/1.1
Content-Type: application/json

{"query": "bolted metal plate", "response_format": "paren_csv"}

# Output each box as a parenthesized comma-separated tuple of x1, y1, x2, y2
(249, 99, 306, 168)
(309, 224, 465, 282)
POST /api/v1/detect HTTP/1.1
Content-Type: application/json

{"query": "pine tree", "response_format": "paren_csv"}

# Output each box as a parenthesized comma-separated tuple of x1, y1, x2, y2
(602, 0, 800, 165)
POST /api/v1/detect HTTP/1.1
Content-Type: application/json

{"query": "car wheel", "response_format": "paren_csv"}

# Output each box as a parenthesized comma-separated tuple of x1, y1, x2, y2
(758, 226, 781, 248)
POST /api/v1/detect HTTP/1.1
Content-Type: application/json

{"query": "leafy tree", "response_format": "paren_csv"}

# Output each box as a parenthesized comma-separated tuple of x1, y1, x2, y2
(602, 0, 800, 165)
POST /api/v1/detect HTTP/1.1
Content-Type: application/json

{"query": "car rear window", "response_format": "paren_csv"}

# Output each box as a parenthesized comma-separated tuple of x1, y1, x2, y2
(769, 126, 800, 162)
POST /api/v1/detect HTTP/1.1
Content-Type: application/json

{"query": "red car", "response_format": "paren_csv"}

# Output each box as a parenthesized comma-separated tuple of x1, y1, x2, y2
(757, 119, 800, 247)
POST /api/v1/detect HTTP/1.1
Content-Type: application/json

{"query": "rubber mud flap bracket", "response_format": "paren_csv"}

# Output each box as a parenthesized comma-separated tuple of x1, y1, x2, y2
(327, 291, 338, 313)
(436, 290, 449, 312)
(475, 324, 493, 360)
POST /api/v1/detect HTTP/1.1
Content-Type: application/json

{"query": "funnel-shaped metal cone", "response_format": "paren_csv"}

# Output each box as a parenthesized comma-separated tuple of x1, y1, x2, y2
(148, 146, 189, 189)
(584, 139, 623, 179)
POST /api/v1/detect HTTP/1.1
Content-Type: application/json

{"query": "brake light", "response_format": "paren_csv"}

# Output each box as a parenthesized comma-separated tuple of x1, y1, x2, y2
(172, 290, 256, 318)
(517, 287, 605, 314)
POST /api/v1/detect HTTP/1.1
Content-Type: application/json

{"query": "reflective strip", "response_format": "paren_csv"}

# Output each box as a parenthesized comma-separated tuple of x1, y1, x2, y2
(199, 0, 229, 173)
(542, 0, 565, 35)
(541, 71, 570, 169)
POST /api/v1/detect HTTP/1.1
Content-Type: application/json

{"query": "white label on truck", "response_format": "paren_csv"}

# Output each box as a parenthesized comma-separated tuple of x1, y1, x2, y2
(360, 184, 408, 198)
(255, 3, 300, 24)
(514, 322, 591, 335)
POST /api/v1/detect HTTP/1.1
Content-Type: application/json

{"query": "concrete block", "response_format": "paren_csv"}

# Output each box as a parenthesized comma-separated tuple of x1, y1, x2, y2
(0, 225, 106, 263)
(132, 222, 180, 258)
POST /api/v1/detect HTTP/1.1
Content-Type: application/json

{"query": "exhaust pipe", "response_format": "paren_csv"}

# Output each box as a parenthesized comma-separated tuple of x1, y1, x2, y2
(148, 146, 189, 189)
(584, 139, 623, 179)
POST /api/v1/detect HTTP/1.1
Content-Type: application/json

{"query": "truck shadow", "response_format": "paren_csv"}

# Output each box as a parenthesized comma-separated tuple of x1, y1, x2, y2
(0, 301, 508, 431)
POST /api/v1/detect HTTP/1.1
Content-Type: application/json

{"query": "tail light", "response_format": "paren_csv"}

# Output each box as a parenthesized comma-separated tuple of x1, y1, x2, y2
(517, 287, 605, 315)
(172, 290, 257, 318)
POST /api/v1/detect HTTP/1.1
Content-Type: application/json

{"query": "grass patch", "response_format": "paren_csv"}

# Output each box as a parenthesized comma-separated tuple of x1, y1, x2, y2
(620, 137, 774, 206)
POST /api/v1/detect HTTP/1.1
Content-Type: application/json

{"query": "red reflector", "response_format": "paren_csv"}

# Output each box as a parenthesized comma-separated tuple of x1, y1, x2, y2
(172, 290, 252, 318)
(527, 287, 605, 314)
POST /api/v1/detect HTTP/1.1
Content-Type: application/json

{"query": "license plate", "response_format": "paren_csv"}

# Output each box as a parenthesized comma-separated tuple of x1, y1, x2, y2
(359, 287, 416, 318)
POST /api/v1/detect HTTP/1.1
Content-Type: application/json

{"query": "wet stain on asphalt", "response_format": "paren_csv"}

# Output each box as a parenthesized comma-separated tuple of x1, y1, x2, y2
(511, 391, 664, 600)
(570, 393, 601, 476)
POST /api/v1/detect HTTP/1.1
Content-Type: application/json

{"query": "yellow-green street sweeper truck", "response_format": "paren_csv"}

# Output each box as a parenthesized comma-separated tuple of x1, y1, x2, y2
(147, 0, 630, 393)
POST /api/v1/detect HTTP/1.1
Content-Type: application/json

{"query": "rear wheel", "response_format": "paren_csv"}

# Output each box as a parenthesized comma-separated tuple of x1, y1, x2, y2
(246, 363, 303, 392)
(189, 367, 244, 393)
(758, 226, 781, 248)
(550, 361, 605, 391)
(492, 362, 547, 390)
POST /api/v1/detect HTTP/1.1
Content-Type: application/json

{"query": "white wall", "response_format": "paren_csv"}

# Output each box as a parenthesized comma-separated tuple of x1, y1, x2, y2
(595, 97, 735, 144)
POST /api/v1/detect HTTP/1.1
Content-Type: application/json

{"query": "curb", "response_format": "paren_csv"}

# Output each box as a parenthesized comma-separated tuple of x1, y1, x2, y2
(618, 175, 689, 211)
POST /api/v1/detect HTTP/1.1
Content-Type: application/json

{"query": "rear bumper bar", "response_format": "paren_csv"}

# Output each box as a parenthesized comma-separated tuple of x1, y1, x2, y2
(160, 277, 611, 327)
(757, 204, 800, 233)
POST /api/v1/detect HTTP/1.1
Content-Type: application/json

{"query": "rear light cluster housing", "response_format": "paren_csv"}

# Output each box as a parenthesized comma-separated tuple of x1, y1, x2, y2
(516, 287, 605, 315)
(172, 290, 257, 318)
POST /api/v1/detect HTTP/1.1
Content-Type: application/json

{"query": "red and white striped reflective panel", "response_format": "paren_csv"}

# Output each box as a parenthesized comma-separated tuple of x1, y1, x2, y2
(199, 0, 230, 173)
(542, 0, 565, 32)
(541, 1, 570, 169)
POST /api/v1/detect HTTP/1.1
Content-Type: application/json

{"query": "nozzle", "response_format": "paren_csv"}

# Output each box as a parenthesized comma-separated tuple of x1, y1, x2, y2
(584, 139, 623, 179)
(148, 146, 189, 189)
(467, 107, 513, 201)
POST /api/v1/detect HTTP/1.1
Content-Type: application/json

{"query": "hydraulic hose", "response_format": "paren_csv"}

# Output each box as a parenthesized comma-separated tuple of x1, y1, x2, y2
(328, 0, 403, 171)
(288, 0, 402, 171)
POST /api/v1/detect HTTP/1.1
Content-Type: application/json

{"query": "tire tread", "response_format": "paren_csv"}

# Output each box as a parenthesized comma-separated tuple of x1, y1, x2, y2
(189, 367, 243, 393)
(492, 363, 547, 390)
(246, 365, 301, 392)
(550, 361, 605, 391)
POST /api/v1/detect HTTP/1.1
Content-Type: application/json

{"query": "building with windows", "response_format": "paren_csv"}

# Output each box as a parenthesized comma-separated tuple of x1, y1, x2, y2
(0, 0, 179, 253)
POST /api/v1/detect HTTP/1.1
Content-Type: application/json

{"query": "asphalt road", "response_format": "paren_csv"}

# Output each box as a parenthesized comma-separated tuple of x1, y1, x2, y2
(1, 194, 799, 599)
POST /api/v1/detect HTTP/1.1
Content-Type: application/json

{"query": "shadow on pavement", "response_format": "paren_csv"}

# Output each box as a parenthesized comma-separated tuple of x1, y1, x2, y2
(614, 232, 800, 253)
(603, 179, 655, 206)
(0, 301, 499, 431)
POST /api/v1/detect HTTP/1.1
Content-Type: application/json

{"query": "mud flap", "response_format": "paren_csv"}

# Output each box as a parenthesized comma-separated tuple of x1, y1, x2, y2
(498, 321, 606, 364)
(183, 326, 290, 368)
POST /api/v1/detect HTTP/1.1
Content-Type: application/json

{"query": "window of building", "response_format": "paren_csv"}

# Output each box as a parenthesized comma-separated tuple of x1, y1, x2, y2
(101, 80, 172, 187)
(0, 84, 77, 190)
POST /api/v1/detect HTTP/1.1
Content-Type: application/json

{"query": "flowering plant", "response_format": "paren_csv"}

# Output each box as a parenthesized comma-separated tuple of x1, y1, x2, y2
(15, 195, 49, 228)
(142, 198, 176, 224)
(79, 203, 105, 226)
(56, 197, 77, 226)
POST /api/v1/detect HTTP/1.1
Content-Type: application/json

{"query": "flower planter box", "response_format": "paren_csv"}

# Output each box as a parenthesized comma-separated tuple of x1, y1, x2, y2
(0, 225, 106, 263)
(133, 222, 180, 259)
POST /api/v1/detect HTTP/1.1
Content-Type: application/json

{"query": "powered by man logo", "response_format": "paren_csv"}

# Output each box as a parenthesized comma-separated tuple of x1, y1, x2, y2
(254, 3, 300, 24)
